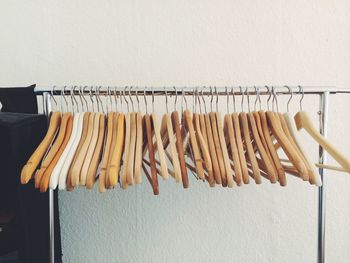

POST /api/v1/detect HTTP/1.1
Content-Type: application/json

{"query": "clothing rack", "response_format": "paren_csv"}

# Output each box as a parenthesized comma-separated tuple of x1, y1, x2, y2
(34, 86, 350, 263)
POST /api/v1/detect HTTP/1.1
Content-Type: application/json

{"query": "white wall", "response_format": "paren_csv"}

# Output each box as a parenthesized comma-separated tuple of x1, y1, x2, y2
(1, 1, 350, 262)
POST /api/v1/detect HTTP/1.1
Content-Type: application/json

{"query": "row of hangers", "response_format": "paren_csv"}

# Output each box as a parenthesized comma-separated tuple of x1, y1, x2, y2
(21, 86, 350, 195)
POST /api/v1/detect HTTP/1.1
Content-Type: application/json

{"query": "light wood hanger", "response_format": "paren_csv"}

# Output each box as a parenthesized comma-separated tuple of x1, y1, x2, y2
(151, 112, 169, 180)
(48, 113, 81, 189)
(86, 114, 106, 189)
(126, 112, 137, 185)
(184, 110, 205, 180)
(99, 112, 115, 193)
(39, 115, 73, 192)
(224, 114, 242, 185)
(232, 112, 249, 184)
(171, 111, 189, 188)
(108, 113, 125, 187)
(194, 113, 214, 186)
(258, 111, 286, 186)
(209, 112, 227, 185)
(21, 111, 61, 184)
(105, 112, 119, 188)
(144, 113, 159, 194)
(57, 112, 85, 190)
(205, 112, 221, 185)
(294, 111, 350, 173)
(248, 112, 277, 183)
(216, 112, 235, 187)
(134, 112, 143, 184)
(240, 112, 261, 184)
(35, 112, 71, 188)
(163, 112, 182, 182)
(121, 112, 131, 189)
(70, 112, 95, 186)
(66, 112, 90, 191)
(80, 112, 101, 186)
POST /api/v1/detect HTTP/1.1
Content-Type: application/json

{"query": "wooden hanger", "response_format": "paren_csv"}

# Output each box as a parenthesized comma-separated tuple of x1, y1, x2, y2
(184, 110, 205, 180)
(39, 115, 73, 192)
(294, 111, 350, 173)
(134, 112, 143, 184)
(35, 112, 71, 188)
(216, 112, 235, 187)
(106, 112, 120, 188)
(66, 112, 90, 191)
(240, 112, 261, 184)
(126, 112, 137, 185)
(194, 113, 214, 186)
(121, 112, 131, 189)
(258, 111, 286, 186)
(283, 113, 321, 185)
(171, 111, 189, 188)
(163, 112, 182, 182)
(108, 113, 125, 187)
(57, 112, 85, 190)
(99, 112, 115, 193)
(151, 112, 169, 180)
(267, 111, 308, 177)
(224, 114, 242, 185)
(209, 112, 226, 185)
(204, 113, 221, 185)
(21, 111, 61, 184)
(144, 113, 159, 194)
(248, 112, 277, 183)
(70, 112, 95, 186)
(232, 112, 249, 184)
(48, 113, 81, 189)
(80, 112, 101, 186)
(86, 114, 106, 189)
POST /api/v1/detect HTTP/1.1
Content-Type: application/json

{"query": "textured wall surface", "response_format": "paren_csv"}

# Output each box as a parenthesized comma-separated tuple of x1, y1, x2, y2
(1, 0, 350, 262)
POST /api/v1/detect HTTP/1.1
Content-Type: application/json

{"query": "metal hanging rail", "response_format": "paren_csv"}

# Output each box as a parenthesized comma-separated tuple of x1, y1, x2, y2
(34, 86, 350, 263)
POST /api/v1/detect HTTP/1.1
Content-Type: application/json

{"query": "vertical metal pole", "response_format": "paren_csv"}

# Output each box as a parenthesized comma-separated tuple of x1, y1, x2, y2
(43, 92, 55, 263)
(317, 91, 329, 263)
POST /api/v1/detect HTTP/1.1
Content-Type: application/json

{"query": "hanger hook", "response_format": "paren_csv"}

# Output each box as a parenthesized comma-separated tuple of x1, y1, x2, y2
(284, 85, 293, 112)
(78, 86, 85, 112)
(254, 86, 261, 111)
(129, 86, 134, 112)
(99, 86, 105, 113)
(240, 86, 244, 112)
(245, 87, 251, 112)
(197, 88, 202, 114)
(265, 85, 271, 111)
(144, 89, 148, 114)
(165, 87, 169, 113)
(215, 87, 219, 112)
(72, 86, 80, 112)
(123, 86, 129, 112)
(82, 86, 89, 111)
(201, 87, 207, 113)
(272, 86, 279, 112)
(298, 85, 304, 111)
(173, 86, 177, 112)
(62, 86, 68, 112)
(231, 87, 236, 112)
(135, 87, 140, 112)
(69, 86, 75, 113)
(151, 87, 155, 112)
(210, 87, 214, 112)
(50, 86, 58, 109)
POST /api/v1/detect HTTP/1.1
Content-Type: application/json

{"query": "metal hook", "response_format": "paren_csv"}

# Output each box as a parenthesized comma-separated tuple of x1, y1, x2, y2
(98, 86, 104, 113)
(78, 86, 85, 112)
(254, 86, 261, 111)
(151, 87, 155, 112)
(173, 86, 177, 112)
(231, 87, 236, 112)
(225, 87, 229, 113)
(201, 87, 207, 113)
(143, 89, 148, 114)
(165, 87, 169, 113)
(215, 87, 219, 112)
(124, 86, 129, 112)
(284, 85, 293, 112)
(298, 85, 304, 111)
(246, 87, 251, 112)
(210, 87, 214, 112)
(82, 86, 89, 111)
(69, 86, 75, 113)
(265, 85, 271, 111)
(72, 86, 80, 112)
(89, 86, 95, 112)
(135, 87, 140, 112)
(181, 88, 187, 112)
(129, 86, 134, 112)
(113, 87, 118, 112)
(272, 86, 279, 112)
(240, 86, 244, 112)
(197, 88, 202, 114)
(50, 86, 58, 109)
(62, 86, 68, 112)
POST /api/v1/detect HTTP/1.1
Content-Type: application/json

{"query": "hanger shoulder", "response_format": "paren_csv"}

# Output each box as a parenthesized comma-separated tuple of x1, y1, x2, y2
(86, 114, 106, 189)
(121, 112, 131, 189)
(21, 111, 61, 184)
(295, 111, 350, 173)
(108, 113, 125, 187)
(144, 114, 159, 195)
(134, 112, 143, 184)
(216, 112, 235, 187)
(99, 112, 115, 193)
(240, 112, 261, 184)
(171, 111, 189, 188)
(248, 112, 277, 183)
(152, 112, 169, 180)
(39, 115, 73, 192)
(194, 113, 214, 186)
(224, 114, 242, 186)
(258, 111, 286, 186)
